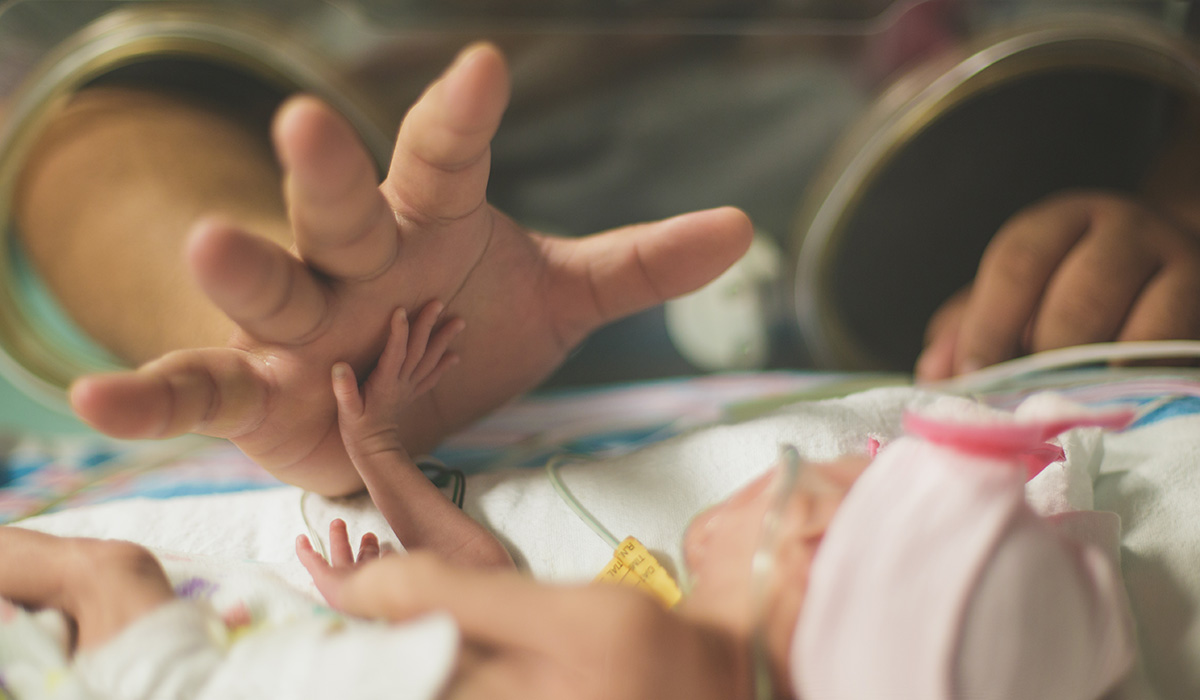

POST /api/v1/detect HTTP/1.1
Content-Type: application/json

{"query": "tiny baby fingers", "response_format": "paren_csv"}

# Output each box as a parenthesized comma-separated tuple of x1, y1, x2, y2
(329, 519, 355, 568)
(403, 300, 445, 379)
(296, 536, 335, 582)
(357, 532, 381, 563)
(413, 317, 466, 384)
(413, 352, 459, 397)
(374, 308, 411, 382)
(331, 363, 365, 419)
(296, 536, 347, 609)
(296, 535, 324, 566)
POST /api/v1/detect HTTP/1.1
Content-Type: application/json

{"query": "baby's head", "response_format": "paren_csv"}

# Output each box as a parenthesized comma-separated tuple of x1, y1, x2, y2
(678, 454, 868, 693)
(678, 399, 1137, 700)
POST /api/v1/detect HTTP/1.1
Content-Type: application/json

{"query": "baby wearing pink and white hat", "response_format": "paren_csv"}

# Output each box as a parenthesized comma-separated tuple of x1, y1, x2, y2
(793, 396, 1137, 700)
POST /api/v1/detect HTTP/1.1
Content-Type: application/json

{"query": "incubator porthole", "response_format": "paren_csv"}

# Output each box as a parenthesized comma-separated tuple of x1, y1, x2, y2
(792, 13, 1200, 371)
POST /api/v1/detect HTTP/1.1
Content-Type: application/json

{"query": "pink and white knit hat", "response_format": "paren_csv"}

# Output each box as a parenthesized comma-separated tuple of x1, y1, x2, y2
(791, 399, 1137, 700)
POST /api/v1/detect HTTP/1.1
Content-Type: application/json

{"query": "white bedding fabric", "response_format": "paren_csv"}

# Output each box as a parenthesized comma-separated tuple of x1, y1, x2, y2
(9, 386, 1200, 700)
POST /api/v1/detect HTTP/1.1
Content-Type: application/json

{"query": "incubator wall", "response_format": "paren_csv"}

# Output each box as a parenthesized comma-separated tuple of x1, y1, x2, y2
(0, 0, 1193, 415)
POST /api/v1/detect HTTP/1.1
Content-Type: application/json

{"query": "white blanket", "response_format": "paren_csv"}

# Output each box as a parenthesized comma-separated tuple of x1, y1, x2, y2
(10, 386, 1200, 700)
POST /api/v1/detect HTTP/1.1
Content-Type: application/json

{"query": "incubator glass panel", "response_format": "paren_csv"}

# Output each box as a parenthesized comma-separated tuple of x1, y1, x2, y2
(0, 0, 1193, 410)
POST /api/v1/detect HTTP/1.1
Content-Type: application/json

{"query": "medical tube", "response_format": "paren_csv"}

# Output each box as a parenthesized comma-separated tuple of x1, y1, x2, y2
(749, 445, 802, 700)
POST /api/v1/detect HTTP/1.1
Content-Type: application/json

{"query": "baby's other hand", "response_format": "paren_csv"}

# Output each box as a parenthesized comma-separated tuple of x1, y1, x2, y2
(918, 191, 1200, 381)
(332, 301, 465, 457)
(296, 518, 391, 611)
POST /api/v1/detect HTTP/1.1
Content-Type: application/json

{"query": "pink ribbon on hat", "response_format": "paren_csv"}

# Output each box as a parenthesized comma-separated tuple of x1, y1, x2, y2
(902, 407, 1134, 479)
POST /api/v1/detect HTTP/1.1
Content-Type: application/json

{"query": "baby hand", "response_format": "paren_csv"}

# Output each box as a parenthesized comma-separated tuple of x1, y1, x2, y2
(332, 301, 465, 460)
(296, 519, 390, 611)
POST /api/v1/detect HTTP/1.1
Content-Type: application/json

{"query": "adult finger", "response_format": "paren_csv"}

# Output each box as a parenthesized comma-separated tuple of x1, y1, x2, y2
(69, 347, 268, 440)
(1028, 220, 1158, 352)
(545, 207, 754, 345)
(383, 43, 510, 224)
(442, 651, 552, 700)
(1117, 259, 1200, 342)
(187, 220, 330, 345)
(953, 198, 1092, 373)
(347, 554, 657, 657)
(275, 96, 399, 281)
(915, 288, 967, 382)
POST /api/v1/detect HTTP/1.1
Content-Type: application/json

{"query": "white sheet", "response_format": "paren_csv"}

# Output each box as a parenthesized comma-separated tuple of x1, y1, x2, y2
(12, 386, 1200, 700)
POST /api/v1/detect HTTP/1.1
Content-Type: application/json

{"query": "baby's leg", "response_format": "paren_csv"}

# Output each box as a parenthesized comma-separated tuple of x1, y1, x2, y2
(0, 527, 174, 650)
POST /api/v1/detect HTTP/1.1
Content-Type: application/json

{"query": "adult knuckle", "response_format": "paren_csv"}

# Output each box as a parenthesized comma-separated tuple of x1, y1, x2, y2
(983, 237, 1047, 285)
(362, 554, 439, 608)
(1172, 237, 1200, 265)
(1036, 188, 1092, 212)
(600, 589, 670, 649)
(398, 551, 442, 581)
(1040, 293, 1115, 343)
(608, 587, 660, 621)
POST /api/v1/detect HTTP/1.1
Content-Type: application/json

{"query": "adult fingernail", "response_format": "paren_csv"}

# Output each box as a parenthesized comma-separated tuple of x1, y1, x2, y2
(452, 42, 489, 70)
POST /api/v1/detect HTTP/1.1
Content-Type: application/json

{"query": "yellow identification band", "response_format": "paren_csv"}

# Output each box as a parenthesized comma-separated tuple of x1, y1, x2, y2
(594, 536, 682, 609)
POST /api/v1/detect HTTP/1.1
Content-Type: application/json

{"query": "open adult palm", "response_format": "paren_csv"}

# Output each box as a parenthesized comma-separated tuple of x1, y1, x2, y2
(68, 44, 753, 495)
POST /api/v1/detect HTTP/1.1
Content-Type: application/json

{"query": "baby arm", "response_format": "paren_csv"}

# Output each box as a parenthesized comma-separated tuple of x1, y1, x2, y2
(331, 301, 512, 569)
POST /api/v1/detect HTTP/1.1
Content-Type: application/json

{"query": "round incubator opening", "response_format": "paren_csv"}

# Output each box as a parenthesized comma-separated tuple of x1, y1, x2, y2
(0, 5, 389, 411)
(792, 14, 1200, 371)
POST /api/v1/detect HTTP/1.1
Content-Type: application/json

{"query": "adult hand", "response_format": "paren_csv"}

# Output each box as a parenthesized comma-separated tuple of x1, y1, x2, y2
(69, 43, 753, 494)
(312, 552, 752, 700)
(917, 191, 1200, 382)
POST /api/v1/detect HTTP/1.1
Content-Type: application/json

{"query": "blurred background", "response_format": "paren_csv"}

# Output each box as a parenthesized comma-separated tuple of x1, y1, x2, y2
(0, 0, 1196, 432)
